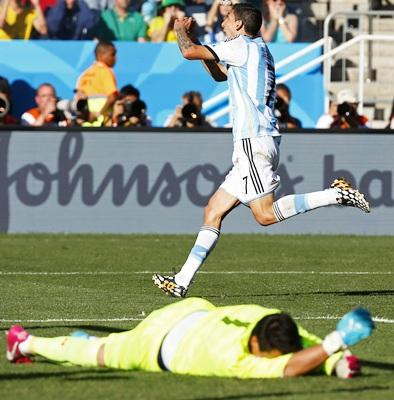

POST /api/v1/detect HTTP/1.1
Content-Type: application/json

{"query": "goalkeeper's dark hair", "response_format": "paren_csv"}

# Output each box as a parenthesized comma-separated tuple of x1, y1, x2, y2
(232, 3, 262, 37)
(251, 313, 303, 354)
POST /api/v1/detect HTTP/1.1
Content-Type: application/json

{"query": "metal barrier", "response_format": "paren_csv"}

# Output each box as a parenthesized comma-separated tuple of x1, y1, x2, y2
(323, 10, 394, 112)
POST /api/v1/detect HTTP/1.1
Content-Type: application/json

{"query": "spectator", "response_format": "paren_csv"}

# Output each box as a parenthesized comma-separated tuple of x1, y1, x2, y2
(330, 89, 370, 129)
(39, 0, 56, 13)
(76, 41, 118, 114)
(120, 83, 151, 126)
(20, 83, 66, 126)
(275, 83, 301, 129)
(316, 98, 337, 129)
(141, 0, 157, 24)
(166, 90, 212, 128)
(120, 83, 140, 103)
(204, 0, 232, 43)
(0, 0, 47, 39)
(46, 0, 99, 40)
(0, 75, 18, 125)
(103, 94, 125, 126)
(148, 0, 185, 42)
(94, 0, 147, 41)
(261, 0, 298, 43)
(83, 0, 114, 10)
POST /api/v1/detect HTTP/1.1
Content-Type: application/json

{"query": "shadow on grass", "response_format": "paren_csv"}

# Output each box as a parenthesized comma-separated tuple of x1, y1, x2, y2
(207, 289, 394, 298)
(190, 385, 391, 400)
(0, 325, 126, 333)
(361, 359, 394, 371)
(0, 368, 131, 381)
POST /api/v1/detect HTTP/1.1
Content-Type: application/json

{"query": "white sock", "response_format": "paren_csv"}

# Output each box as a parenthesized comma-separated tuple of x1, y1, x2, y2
(175, 226, 220, 288)
(272, 189, 338, 221)
(19, 335, 33, 355)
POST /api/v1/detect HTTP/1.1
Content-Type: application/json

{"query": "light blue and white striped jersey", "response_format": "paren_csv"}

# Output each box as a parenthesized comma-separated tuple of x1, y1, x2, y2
(208, 35, 280, 141)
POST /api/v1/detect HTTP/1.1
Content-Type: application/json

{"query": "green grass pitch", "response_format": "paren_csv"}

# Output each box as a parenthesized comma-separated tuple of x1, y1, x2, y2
(0, 234, 393, 400)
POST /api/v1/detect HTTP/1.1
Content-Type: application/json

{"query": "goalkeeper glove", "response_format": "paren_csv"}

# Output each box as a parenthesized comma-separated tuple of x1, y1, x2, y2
(335, 350, 361, 379)
(322, 307, 374, 355)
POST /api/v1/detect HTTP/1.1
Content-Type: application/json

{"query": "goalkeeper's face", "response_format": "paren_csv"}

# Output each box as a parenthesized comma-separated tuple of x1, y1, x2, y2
(249, 336, 284, 358)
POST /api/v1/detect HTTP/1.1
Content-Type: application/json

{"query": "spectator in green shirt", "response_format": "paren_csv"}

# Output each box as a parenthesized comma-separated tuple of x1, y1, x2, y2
(94, 0, 147, 41)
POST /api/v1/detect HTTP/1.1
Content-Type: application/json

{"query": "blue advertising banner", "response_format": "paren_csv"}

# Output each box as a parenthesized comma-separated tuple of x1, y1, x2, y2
(0, 41, 323, 127)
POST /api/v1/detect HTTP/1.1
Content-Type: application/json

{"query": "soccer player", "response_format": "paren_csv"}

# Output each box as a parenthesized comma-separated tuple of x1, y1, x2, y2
(153, 3, 370, 298)
(6, 298, 374, 379)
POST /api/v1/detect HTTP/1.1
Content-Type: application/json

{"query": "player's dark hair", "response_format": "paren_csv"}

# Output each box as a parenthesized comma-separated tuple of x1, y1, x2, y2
(232, 3, 262, 37)
(251, 313, 302, 354)
(95, 41, 115, 58)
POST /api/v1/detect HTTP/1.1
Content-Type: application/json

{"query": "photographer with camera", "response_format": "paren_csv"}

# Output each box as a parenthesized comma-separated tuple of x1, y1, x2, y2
(56, 94, 92, 126)
(166, 90, 212, 128)
(330, 89, 369, 130)
(116, 98, 150, 127)
(103, 84, 151, 127)
(0, 76, 18, 125)
(21, 83, 67, 126)
(274, 83, 301, 129)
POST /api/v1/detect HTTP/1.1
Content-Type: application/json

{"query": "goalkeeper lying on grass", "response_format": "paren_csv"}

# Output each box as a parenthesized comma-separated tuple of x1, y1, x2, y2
(6, 298, 374, 379)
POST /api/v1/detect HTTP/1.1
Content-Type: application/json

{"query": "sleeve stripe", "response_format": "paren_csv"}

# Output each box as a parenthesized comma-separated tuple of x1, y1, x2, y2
(204, 45, 220, 63)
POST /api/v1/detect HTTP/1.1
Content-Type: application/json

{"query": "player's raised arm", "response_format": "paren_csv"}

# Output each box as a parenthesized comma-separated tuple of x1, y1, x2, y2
(174, 17, 227, 82)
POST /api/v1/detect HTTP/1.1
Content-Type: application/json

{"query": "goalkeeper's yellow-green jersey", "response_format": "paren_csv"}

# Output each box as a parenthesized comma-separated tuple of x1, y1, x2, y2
(104, 297, 338, 378)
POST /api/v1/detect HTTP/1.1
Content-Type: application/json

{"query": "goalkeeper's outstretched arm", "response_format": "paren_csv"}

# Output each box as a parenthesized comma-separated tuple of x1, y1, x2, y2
(284, 307, 374, 377)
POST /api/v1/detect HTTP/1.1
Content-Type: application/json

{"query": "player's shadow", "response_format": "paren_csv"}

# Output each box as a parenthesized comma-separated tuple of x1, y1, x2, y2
(190, 385, 390, 400)
(361, 359, 394, 371)
(297, 289, 394, 297)
(0, 369, 131, 382)
(209, 289, 394, 298)
(8, 325, 126, 333)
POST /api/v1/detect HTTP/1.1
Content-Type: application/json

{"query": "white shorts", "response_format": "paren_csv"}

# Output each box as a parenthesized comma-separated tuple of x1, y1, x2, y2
(220, 136, 281, 204)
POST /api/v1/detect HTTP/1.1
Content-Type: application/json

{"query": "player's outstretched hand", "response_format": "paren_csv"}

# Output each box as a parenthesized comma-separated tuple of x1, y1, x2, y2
(337, 307, 374, 346)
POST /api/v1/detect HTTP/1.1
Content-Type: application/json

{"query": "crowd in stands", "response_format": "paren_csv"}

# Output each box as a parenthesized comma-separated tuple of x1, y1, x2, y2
(0, 0, 393, 129)
(0, 0, 303, 128)
(0, 0, 299, 42)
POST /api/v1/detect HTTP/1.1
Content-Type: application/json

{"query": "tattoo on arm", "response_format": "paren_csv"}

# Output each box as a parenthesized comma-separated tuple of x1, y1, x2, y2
(175, 26, 194, 54)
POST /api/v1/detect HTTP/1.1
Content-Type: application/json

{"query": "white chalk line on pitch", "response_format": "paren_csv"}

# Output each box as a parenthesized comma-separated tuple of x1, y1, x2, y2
(0, 271, 392, 275)
(0, 316, 393, 324)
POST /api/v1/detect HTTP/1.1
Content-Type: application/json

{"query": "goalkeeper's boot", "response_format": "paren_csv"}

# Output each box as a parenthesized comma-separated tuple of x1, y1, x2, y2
(152, 273, 188, 298)
(6, 325, 32, 363)
(331, 177, 370, 213)
(335, 350, 361, 378)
